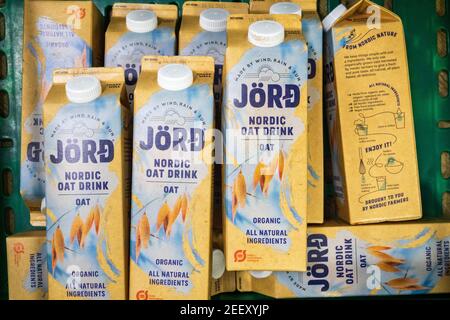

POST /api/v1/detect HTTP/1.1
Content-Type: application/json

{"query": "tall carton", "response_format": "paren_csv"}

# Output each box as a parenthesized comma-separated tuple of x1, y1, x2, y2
(20, 0, 103, 219)
(129, 56, 215, 300)
(43, 68, 130, 300)
(250, 0, 324, 224)
(223, 14, 308, 271)
(324, 0, 422, 224)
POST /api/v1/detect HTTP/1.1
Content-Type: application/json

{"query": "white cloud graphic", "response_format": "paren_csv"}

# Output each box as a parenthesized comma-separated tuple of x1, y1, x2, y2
(164, 110, 185, 126)
(129, 49, 146, 64)
(72, 123, 94, 138)
(258, 67, 280, 82)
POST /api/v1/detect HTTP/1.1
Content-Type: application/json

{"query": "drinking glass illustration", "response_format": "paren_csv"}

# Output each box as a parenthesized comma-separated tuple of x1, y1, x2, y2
(394, 108, 405, 129)
(376, 176, 387, 191)
(355, 124, 368, 136)
(355, 116, 368, 136)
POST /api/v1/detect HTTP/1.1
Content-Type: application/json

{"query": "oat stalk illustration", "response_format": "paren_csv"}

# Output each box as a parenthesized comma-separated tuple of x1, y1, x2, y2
(367, 246, 430, 293)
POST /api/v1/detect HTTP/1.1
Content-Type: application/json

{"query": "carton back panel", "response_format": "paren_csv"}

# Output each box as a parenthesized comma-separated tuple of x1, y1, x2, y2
(326, 0, 422, 224)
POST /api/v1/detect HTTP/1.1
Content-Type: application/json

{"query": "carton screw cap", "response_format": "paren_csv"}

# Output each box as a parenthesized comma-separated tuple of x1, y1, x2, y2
(250, 271, 273, 279)
(65, 75, 102, 104)
(212, 249, 226, 280)
(200, 8, 229, 32)
(269, 2, 302, 17)
(40, 198, 46, 216)
(248, 20, 285, 48)
(157, 64, 194, 91)
(126, 10, 158, 33)
(322, 4, 347, 32)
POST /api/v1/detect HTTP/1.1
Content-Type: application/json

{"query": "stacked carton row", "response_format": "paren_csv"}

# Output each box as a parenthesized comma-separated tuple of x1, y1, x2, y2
(7, 0, 449, 300)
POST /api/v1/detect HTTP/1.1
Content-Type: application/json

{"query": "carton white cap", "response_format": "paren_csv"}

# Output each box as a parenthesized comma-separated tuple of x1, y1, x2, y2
(248, 20, 285, 48)
(40, 197, 46, 215)
(126, 10, 158, 33)
(322, 4, 347, 32)
(65, 75, 102, 104)
(200, 8, 229, 32)
(269, 2, 302, 17)
(157, 64, 193, 91)
(249, 271, 273, 279)
(212, 249, 226, 280)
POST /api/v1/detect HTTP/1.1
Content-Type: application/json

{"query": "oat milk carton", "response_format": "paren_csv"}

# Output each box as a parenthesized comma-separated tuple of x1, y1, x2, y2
(43, 68, 130, 300)
(223, 15, 308, 271)
(179, 1, 249, 120)
(21, 0, 103, 217)
(238, 220, 450, 298)
(105, 3, 177, 107)
(250, 0, 324, 224)
(7, 231, 48, 300)
(129, 56, 215, 300)
(180, 3, 250, 273)
(323, 0, 422, 224)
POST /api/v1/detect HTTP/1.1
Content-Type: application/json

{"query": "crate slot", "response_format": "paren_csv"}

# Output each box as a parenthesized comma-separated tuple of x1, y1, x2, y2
(0, 13, 4, 41)
(437, 0, 446, 16)
(438, 28, 448, 57)
(443, 152, 450, 179)
(1, 168, 12, 196)
(384, 0, 393, 10)
(104, 5, 113, 27)
(444, 192, 450, 216)
(0, 90, 8, 118)
(439, 70, 449, 97)
(0, 50, 6, 79)
(438, 120, 450, 128)
(0, 138, 12, 148)
(4, 207, 14, 235)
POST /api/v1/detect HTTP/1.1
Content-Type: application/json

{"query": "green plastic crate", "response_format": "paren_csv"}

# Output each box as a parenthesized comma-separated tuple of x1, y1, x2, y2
(0, 0, 448, 300)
